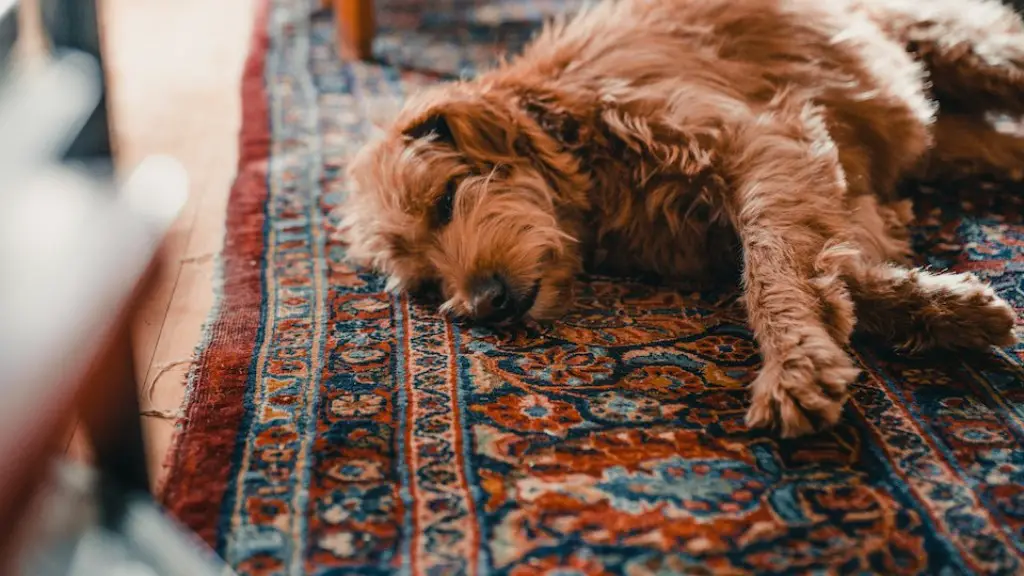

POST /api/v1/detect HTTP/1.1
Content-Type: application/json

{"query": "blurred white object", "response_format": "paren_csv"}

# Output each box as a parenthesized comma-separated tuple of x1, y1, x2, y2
(21, 460, 230, 576)
(0, 51, 101, 188)
(0, 47, 184, 403)
(0, 47, 229, 576)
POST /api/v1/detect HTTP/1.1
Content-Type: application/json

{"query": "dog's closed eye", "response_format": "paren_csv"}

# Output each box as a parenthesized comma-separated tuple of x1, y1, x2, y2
(435, 180, 457, 226)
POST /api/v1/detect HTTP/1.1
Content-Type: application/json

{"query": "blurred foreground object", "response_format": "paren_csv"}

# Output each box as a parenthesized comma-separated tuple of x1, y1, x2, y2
(0, 4, 229, 575)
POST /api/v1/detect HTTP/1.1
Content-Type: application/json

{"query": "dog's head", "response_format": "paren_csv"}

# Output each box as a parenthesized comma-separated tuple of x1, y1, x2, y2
(340, 82, 590, 323)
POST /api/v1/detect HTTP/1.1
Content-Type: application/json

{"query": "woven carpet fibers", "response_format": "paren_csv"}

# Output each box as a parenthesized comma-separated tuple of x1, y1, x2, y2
(161, 0, 1024, 574)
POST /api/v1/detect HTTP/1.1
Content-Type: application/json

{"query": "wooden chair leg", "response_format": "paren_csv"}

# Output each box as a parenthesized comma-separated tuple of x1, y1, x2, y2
(333, 0, 375, 61)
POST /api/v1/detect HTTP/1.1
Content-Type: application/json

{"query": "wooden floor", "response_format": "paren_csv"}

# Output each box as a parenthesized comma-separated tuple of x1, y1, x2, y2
(64, 0, 256, 488)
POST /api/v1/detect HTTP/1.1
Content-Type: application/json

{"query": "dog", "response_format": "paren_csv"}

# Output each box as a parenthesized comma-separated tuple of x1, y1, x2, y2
(340, 0, 1024, 438)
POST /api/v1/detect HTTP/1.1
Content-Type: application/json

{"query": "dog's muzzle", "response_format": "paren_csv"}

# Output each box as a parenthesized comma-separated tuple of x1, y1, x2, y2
(467, 274, 539, 323)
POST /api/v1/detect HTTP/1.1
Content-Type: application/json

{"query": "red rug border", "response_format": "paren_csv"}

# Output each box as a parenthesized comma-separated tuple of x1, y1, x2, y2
(158, 0, 271, 549)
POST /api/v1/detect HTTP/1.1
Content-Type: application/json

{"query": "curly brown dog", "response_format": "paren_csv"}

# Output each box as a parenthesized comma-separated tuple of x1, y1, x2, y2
(340, 0, 1024, 437)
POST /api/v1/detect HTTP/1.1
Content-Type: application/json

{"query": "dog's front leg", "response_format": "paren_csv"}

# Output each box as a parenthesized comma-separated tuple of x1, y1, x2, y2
(723, 112, 862, 438)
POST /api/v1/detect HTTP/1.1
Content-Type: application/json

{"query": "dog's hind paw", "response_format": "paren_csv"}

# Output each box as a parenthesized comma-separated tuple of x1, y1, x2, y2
(745, 329, 860, 438)
(936, 288, 1018, 351)
(895, 270, 1019, 353)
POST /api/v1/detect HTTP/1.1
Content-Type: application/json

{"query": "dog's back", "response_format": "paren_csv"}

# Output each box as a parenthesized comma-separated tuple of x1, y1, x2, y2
(480, 0, 936, 276)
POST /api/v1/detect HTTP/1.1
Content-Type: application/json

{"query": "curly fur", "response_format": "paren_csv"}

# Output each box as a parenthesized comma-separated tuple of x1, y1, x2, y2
(340, 0, 1024, 437)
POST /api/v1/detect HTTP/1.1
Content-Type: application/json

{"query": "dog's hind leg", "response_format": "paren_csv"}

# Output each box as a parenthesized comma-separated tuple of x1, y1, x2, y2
(853, 265, 1018, 352)
(863, 0, 1024, 115)
(817, 244, 1019, 353)
(921, 112, 1024, 181)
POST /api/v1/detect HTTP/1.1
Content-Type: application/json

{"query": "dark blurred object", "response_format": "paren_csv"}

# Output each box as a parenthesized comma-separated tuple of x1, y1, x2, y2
(39, 0, 112, 174)
(0, 4, 18, 75)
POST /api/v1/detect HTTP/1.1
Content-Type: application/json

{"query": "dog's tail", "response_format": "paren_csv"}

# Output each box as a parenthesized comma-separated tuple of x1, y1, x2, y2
(861, 0, 1024, 116)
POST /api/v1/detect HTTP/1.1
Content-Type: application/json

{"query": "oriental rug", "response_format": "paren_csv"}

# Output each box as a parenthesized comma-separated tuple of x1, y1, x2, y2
(160, 0, 1024, 574)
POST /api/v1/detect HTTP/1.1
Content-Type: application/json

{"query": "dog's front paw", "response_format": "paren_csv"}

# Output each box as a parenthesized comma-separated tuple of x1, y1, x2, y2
(745, 330, 860, 438)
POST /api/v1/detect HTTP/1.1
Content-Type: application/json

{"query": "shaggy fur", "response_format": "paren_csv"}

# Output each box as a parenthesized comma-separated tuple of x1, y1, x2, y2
(340, 0, 1024, 437)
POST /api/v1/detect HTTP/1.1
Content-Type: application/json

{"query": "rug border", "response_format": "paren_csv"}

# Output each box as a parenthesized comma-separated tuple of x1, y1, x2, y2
(158, 0, 271, 549)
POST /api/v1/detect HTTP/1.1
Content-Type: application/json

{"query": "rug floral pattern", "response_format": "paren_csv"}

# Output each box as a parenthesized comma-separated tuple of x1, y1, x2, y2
(162, 0, 1024, 574)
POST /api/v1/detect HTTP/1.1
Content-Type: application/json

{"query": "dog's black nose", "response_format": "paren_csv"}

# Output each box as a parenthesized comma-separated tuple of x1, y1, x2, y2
(469, 274, 516, 322)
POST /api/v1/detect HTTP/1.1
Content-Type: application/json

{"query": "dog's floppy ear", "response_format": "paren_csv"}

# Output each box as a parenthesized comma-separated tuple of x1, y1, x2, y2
(396, 92, 518, 159)
(402, 113, 455, 145)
